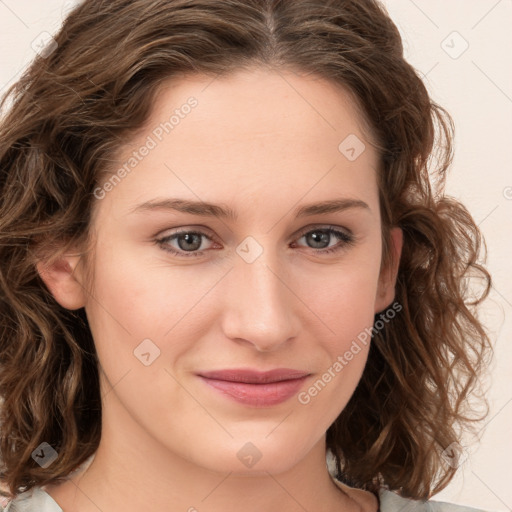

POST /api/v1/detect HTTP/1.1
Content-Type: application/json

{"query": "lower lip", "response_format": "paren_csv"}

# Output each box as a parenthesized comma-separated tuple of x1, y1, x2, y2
(199, 376, 309, 407)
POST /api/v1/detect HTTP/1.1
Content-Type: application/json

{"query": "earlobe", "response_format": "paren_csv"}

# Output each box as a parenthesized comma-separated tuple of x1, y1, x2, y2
(36, 254, 87, 310)
(374, 227, 403, 313)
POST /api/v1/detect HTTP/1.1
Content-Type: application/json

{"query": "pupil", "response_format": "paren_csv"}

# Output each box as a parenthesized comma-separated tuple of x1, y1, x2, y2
(309, 231, 329, 248)
(179, 233, 201, 251)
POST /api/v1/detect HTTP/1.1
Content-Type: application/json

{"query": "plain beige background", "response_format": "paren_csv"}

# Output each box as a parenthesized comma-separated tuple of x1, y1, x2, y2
(0, 1, 510, 511)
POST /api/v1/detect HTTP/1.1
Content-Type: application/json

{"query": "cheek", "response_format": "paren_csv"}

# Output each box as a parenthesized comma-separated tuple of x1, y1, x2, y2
(294, 252, 382, 347)
(83, 237, 222, 387)
(86, 236, 201, 333)
(294, 264, 381, 422)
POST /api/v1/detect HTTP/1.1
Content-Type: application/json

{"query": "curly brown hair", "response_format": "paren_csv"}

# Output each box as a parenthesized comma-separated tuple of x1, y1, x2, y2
(0, 0, 493, 501)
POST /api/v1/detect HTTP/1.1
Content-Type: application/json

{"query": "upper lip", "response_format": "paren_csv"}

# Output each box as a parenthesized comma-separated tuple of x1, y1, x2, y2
(198, 368, 310, 384)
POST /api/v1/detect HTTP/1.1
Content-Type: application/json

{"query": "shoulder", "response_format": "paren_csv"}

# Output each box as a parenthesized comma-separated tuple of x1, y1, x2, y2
(0, 487, 62, 512)
(331, 476, 493, 512)
(378, 488, 495, 512)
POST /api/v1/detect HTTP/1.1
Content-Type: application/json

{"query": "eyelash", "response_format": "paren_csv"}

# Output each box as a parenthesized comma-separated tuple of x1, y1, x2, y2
(155, 226, 355, 258)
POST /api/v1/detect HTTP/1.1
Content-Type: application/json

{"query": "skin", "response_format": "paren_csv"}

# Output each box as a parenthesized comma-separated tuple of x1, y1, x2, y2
(38, 66, 402, 512)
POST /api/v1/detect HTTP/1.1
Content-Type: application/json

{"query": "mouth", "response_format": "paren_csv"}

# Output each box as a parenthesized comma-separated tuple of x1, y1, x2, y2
(197, 368, 311, 407)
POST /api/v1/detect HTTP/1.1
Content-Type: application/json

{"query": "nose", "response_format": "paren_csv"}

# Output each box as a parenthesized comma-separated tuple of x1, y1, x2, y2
(220, 251, 300, 352)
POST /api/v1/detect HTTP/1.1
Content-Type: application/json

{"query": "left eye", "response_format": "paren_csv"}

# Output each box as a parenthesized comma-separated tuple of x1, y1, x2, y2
(293, 227, 355, 253)
(155, 226, 355, 258)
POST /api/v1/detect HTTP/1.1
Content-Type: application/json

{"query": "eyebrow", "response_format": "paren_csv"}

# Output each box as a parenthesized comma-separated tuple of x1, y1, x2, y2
(129, 197, 371, 220)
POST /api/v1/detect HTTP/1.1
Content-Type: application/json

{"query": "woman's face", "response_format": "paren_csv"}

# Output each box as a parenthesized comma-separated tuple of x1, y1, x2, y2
(54, 67, 402, 475)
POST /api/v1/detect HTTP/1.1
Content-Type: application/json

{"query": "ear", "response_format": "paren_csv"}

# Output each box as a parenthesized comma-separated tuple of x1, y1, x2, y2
(36, 252, 87, 310)
(374, 227, 403, 314)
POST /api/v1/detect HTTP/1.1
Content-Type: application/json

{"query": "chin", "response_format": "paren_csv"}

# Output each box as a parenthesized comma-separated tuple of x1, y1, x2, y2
(189, 437, 307, 476)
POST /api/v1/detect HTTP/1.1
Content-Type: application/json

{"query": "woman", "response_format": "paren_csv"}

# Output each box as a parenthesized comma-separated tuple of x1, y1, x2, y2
(0, 1, 494, 511)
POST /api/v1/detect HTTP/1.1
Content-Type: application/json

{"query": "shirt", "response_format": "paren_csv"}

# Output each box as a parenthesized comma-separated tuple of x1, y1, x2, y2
(0, 478, 493, 511)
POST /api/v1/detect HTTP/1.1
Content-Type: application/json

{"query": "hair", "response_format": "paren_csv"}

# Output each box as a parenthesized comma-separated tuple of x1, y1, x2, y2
(0, 0, 493, 502)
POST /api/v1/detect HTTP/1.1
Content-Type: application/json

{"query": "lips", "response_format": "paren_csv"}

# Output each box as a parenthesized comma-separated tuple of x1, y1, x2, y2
(197, 368, 310, 407)
(198, 368, 310, 384)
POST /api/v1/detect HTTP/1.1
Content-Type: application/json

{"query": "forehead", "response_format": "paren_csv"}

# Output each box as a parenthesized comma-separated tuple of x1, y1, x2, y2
(147, 67, 373, 149)
(94, 67, 380, 221)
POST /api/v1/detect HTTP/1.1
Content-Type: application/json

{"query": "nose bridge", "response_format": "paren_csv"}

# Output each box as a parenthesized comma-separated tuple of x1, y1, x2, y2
(221, 245, 298, 351)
